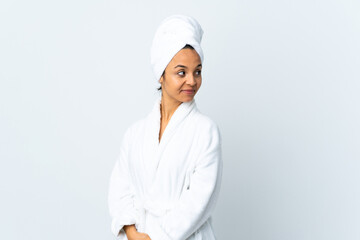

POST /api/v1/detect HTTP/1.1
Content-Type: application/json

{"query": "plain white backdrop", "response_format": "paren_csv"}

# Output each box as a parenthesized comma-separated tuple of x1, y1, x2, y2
(1, 0, 359, 239)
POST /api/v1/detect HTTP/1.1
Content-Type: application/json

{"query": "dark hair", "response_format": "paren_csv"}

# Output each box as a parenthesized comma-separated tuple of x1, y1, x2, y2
(157, 44, 195, 91)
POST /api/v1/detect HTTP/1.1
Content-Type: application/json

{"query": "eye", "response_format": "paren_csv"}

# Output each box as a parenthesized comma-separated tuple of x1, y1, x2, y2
(196, 70, 202, 76)
(177, 71, 185, 76)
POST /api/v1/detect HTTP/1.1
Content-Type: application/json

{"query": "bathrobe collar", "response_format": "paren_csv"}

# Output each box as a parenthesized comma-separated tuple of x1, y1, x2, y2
(136, 96, 201, 227)
(150, 95, 197, 148)
(142, 95, 198, 191)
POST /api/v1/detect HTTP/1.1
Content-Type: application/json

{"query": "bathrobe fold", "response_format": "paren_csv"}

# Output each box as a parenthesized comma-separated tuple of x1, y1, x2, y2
(108, 96, 222, 240)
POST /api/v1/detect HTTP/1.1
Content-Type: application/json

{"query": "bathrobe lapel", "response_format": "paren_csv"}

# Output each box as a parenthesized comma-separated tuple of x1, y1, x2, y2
(141, 96, 197, 195)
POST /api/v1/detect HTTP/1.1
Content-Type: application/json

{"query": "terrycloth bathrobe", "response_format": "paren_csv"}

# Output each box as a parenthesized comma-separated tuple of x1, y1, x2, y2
(108, 96, 223, 240)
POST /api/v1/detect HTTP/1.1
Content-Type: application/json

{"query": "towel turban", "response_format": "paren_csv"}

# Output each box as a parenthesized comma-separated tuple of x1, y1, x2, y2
(150, 14, 204, 82)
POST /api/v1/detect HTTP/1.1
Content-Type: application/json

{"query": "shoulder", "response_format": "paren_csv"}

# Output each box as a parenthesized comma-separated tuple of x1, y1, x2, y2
(123, 118, 147, 140)
(192, 111, 222, 165)
(194, 111, 222, 145)
(195, 111, 221, 134)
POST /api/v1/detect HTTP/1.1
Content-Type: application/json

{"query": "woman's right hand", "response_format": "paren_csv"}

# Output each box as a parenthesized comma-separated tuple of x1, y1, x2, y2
(124, 225, 151, 240)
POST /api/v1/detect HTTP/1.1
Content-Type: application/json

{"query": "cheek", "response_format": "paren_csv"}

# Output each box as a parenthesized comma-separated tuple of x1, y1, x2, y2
(172, 78, 183, 89)
(197, 78, 202, 88)
(166, 76, 182, 91)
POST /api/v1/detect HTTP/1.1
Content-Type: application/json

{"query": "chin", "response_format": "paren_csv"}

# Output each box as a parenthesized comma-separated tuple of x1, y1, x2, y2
(180, 95, 195, 103)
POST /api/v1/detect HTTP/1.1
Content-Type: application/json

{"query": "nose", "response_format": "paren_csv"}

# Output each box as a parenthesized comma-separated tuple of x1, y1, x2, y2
(186, 74, 196, 86)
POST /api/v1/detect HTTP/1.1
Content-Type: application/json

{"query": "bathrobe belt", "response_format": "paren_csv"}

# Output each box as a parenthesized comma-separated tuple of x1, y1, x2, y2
(133, 197, 175, 233)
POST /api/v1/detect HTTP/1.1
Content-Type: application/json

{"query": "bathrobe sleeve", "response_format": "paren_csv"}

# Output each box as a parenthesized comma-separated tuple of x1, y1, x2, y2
(150, 121, 223, 240)
(108, 127, 138, 238)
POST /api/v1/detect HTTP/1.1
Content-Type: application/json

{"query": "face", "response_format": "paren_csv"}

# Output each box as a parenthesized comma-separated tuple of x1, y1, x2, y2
(159, 48, 202, 103)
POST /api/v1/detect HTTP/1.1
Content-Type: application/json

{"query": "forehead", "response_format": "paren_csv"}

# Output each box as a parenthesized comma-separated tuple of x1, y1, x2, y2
(168, 48, 201, 67)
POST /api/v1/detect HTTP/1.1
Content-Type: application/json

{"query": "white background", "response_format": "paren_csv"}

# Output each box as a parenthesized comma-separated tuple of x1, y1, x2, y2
(1, 0, 359, 239)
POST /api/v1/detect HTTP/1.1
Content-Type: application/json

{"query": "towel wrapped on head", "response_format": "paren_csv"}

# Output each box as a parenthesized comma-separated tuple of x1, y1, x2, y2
(150, 14, 204, 82)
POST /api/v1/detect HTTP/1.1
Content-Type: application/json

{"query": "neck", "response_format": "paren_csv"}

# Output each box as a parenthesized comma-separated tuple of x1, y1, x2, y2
(160, 93, 182, 122)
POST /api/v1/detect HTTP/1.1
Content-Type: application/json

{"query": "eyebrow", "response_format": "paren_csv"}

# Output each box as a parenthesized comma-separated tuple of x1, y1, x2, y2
(174, 64, 202, 69)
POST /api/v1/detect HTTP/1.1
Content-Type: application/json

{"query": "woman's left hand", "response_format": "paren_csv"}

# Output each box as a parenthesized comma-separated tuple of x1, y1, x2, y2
(127, 231, 152, 240)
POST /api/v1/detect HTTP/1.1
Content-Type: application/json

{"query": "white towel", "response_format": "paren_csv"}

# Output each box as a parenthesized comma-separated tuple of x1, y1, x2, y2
(150, 14, 204, 82)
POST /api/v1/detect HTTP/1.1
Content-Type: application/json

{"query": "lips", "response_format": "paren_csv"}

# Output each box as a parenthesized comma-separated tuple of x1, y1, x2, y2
(182, 89, 195, 95)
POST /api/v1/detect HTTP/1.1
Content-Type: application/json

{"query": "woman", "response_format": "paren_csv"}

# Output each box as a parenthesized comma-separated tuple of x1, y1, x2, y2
(108, 15, 223, 240)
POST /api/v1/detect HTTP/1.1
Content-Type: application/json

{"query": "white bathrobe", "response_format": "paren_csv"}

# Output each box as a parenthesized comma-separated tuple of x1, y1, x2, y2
(108, 96, 223, 240)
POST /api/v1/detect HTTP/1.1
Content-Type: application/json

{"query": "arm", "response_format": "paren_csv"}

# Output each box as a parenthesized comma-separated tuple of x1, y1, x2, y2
(108, 128, 138, 238)
(149, 122, 223, 240)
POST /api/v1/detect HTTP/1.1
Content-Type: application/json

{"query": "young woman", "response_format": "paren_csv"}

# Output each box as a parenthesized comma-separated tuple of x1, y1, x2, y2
(108, 15, 223, 240)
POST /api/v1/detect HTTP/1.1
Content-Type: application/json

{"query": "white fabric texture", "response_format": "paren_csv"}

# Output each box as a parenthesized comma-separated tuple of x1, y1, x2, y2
(108, 96, 223, 240)
(150, 14, 204, 82)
